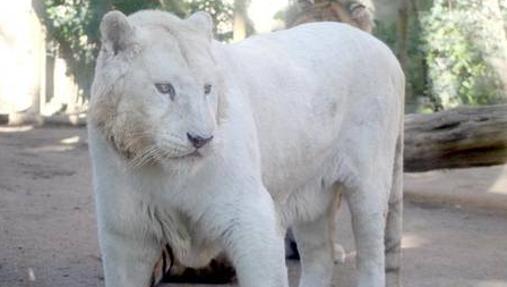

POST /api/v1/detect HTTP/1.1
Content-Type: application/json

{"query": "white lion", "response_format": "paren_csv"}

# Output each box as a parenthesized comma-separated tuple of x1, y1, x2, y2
(88, 9, 404, 287)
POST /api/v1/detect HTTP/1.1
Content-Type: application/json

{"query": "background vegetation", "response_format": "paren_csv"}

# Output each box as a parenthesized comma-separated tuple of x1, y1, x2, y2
(40, 0, 234, 98)
(40, 0, 507, 113)
(374, 0, 507, 112)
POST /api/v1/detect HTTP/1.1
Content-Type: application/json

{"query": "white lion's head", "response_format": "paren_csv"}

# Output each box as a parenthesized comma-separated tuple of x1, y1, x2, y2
(89, 10, 226, 167)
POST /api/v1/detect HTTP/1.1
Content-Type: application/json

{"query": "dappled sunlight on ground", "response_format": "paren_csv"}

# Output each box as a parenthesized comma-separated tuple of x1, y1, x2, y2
(401, 233, 427, 250)
(0, 125, 33, 133)
(488, 164, 507, 195)
(25, 144, 76, 153)
(60, 135, 81, 145)
(20, 133, 84, 153)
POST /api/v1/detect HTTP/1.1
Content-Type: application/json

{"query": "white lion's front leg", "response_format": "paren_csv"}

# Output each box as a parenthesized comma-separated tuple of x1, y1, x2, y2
(99, 228, 162, 287)
(218, 186, 288, 287)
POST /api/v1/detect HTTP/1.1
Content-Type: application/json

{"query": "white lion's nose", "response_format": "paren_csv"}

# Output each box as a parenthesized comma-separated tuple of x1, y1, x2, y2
(186, 133, 213, 149)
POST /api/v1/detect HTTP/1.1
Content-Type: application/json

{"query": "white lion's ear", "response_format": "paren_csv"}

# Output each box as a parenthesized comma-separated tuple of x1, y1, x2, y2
(100, 10, 135, 55)
(186, 11, 213, 40)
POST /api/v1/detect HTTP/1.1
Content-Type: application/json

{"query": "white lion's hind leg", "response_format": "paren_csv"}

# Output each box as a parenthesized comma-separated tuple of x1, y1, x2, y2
(345, 182, 388, 287)
(385, 136, 403, 287)
(292, 208, 335, 287)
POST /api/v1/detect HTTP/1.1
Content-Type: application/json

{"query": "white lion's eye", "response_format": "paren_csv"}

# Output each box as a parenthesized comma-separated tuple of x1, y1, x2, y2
(155, 83, 175, 100)
(204, 83, 212, 95)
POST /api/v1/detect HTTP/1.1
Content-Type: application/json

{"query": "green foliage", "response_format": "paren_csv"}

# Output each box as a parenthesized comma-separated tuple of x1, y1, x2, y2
(41, 0, 234, 98)
(182, 0, 234, 41)
(43, 0, 97, 97)
(421, 0, 505, 109)
(374, 0, 506, 112)
(374, 15, 428, 113)
(112, 0, 160, 15)
(405, 13, 430, 110)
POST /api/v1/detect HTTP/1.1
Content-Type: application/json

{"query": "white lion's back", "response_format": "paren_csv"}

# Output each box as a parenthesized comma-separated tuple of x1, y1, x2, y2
(232, 22, 400, 82)
(220, 22, 404, 194)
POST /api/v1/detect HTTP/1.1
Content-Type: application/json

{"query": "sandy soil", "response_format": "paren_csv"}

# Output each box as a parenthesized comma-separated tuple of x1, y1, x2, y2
(1, 126, 506, 287)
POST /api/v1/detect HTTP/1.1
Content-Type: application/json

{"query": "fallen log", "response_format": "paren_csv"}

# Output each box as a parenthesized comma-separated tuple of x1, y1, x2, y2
(404, 105, 507, 172)
(3, 105, 504, 173)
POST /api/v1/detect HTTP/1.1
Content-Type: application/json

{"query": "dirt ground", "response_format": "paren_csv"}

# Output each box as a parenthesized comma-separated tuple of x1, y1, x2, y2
(1, 126, 507, 287)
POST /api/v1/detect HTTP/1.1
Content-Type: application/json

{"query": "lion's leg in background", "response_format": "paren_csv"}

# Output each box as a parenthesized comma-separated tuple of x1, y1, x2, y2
(291, 222, 333, 287)
(99, 229, 162, 287)
(385, 135, 403, 287)
(329, 188, 346, 265)
(292, 208, 335, 287)
(345, 178, 389, 287)
(219, 185, 289, 287)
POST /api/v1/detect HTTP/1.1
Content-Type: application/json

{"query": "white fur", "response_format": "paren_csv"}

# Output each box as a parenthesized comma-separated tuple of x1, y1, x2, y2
(88, 10, 404, 287)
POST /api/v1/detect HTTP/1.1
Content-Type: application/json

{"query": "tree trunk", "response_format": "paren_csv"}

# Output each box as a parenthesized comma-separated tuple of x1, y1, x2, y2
(396, 0, 410, 102)
(404, 105, 507, 172)
(233, 0, 249, 42)
(484, 0, 507, 96)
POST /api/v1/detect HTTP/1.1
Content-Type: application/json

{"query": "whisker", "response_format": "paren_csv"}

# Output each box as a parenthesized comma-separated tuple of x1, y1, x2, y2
(128, 145, 158, 169)
(139, 146, 159, 166)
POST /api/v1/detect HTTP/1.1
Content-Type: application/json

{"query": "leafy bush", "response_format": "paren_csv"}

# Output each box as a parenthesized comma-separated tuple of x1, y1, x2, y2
(43, 0, 98, 97)
(421, 0, 505, 109)
(374, 15, 428, 113)
(41, 0, 233, 98)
